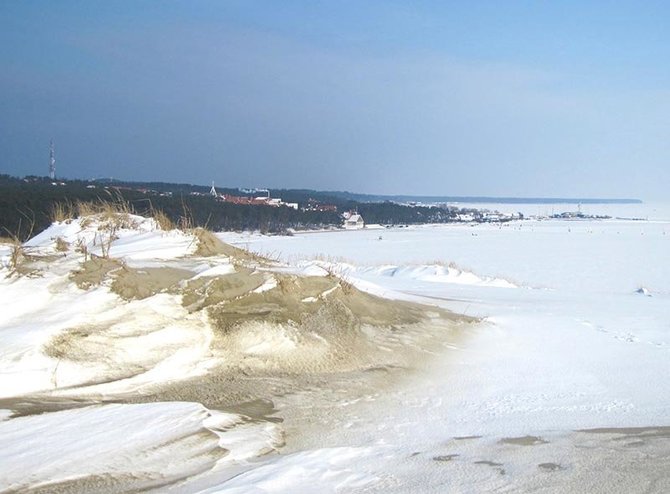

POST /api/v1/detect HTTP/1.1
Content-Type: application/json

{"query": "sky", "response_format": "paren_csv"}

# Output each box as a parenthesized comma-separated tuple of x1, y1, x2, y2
(1, 1, 668, 199)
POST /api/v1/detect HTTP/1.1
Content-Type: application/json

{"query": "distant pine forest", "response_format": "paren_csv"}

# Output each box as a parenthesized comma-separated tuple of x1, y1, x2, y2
(1, 175, 469, 240)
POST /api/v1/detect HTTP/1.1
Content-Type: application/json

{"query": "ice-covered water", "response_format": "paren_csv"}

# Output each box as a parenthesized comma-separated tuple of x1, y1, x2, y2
(217, 203, 670, 492)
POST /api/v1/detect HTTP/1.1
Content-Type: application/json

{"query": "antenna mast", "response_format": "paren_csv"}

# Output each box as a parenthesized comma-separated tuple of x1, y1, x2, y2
(49, 140, 56, 180)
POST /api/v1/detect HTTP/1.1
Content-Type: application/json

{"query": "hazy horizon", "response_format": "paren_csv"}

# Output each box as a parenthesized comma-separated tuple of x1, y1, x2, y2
(1, 1, 668, 201)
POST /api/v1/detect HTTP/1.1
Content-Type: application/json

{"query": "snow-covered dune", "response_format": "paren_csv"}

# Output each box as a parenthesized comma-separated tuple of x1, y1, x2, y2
(4, 206, 669, 492)
(0, 212, 469, 493)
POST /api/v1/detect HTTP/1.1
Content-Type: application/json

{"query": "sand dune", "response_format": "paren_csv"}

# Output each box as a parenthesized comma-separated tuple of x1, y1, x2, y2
(0, 214, 472, 492)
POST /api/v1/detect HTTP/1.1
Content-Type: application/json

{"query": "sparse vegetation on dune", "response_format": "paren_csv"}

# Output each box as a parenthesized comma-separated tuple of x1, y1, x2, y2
(8, 239, 25, 273)
(50, 201, 74, 223)
(50, 197, 135, 225)
(150, 207, 175, 231)
(1, 212, 35, 276)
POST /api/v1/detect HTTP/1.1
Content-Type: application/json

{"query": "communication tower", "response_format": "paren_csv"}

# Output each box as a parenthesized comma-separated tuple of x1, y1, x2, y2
(49, 140, 56, 180)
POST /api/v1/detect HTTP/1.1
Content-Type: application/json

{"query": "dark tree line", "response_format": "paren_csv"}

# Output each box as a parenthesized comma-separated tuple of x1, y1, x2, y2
(0, 175, 341, 240)
(146, 195, 340, 233)
(1, 175, 470, 241)
(355, 201, 457, 225)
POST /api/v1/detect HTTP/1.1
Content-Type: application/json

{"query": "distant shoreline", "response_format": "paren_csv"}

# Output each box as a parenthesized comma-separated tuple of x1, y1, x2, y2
(442, 197, 642, 205)
(323, 191, 643, 205)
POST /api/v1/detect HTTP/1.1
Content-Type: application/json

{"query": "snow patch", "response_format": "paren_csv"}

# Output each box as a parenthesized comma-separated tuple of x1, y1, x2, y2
(252, 276, 278, 293)
(0, 402, 282, 493)
(361, 264, 517, 288)
(193, 263, 237, 279)
(199, 447, 380, 493)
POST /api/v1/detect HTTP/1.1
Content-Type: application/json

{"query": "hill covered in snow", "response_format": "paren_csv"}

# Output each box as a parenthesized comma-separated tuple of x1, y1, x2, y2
(0, 208, 470, 492)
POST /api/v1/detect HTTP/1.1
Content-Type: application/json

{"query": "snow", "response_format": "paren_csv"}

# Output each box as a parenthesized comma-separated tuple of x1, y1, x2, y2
(339, 263, 517, 288)
(216, 204, 670, 491)
(0, 217, 289, 493)
(0, 275, 214, 398)
(252, 276, 279, 293)
(2, 204, 669, 492)
(0, 402, 282, 492)
(198, 447, 380, 493)
(193, 263, 237, 279)
(224, 216, 670, 434)
(23, 215, 196, 264)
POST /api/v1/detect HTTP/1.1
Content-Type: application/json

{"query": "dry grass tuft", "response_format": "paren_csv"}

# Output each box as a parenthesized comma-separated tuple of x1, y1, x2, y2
(276, 275, 295, 294)
(1, 234, 28, 276)
(76, 201, 98, 218)
(50, 193, 136, 226)
(319, 262, 356, 295)
(2, 214, 35, 275)
(55, 237, 69, 252)
(338, 277, 355, 295)
(50, 195, 136, 261)
(97, 198, 133, 220)
(178, 202, 195, 231)
(50, 201, 76, 223)
(151, 208, 175, 231)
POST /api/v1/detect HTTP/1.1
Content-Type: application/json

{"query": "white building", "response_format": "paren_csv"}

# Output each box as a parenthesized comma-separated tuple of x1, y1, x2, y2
(343, 212, 365, 230)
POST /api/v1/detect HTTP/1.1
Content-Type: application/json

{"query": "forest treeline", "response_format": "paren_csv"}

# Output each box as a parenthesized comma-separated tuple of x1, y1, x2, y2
(1, 175, 464, 240)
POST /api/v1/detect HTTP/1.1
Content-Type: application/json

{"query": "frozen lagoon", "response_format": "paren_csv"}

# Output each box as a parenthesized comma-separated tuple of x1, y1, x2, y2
(218, 204, 670, 492)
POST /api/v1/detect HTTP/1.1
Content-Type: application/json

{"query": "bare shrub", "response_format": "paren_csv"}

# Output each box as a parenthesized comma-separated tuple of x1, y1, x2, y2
(8, 239, 25, 272)
(75, 238, 89, 261)
(96, 224, 118, 259)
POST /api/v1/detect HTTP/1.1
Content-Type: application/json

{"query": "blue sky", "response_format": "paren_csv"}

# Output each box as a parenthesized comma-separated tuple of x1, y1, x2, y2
(1, 1, 668, 198)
